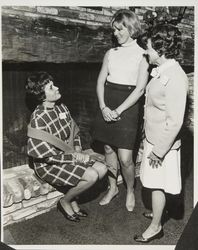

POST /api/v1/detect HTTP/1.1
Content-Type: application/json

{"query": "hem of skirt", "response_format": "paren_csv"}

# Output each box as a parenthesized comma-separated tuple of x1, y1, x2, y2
(93, 137, 135, 150)
(141, 183, 181, 195)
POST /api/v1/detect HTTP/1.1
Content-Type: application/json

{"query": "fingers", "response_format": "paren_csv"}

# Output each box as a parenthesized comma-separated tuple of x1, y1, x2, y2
(149, 158, 160, 168)
(102, 107, 120, 122)
(147, 152, 162, 168)
(73, 152, 90, 163)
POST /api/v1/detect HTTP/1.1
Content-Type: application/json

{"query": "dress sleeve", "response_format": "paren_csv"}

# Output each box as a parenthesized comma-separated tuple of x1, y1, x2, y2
(27, 113, 74, 164)
(152, 74, 188, 158)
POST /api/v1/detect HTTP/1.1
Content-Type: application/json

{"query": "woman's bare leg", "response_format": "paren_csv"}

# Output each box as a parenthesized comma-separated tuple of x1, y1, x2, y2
(92, 161, 108, 180)
(142, 190, 165, 238)
(60, 167, 99, 215)
(99, 145, 119, 205)
(118, 148, 135, 211)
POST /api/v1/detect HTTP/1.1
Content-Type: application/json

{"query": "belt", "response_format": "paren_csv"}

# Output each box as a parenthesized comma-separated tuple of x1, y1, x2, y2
(105, 81, 135, 91)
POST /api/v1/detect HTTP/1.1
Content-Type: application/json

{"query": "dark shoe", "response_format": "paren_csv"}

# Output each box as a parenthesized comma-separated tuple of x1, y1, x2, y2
(75, 209, 88, 217)
(57, 200, 80, 222)
(143, 211, 153, 219)
(134, 228, 164, 243)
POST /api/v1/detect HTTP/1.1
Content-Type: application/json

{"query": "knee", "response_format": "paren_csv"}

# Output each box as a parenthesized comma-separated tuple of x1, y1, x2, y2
(104, 145, 114, 154)
(96, 162, 108, 175)
(85, 168, 99, 183)
(118, 155, 133, 169)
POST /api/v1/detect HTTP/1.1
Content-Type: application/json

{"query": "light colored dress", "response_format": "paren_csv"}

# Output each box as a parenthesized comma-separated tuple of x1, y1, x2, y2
(140, 59, 188, 194)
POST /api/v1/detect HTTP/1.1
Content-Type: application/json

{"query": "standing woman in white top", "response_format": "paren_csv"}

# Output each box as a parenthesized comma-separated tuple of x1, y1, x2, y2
(92, 9, 149, 211)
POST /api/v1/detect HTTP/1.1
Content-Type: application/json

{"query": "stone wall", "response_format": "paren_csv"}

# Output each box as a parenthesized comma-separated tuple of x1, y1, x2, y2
(2, 5, 194, 225)
(2, 6, 194, 65)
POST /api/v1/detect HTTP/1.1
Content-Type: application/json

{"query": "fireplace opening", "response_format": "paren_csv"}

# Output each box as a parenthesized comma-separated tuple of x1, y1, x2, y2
(3, 62, 102, 169)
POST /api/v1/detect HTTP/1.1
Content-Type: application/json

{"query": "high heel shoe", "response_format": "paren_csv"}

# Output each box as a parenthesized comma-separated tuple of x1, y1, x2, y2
(134, 228, 164, 243)
(57, 200, 80, 222)
(75, 209, 88, 217)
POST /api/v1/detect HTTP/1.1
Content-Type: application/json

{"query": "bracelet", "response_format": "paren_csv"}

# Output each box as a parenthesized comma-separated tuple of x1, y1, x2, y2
(101, 106, 107, 111)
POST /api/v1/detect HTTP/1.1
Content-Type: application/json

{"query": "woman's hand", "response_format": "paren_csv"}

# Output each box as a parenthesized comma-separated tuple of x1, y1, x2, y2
(101, 107, 117, 122)
(111, 109, 121, 120)
(74, 146, 82, 153)
(147, 151, 162, 168)
(73, 152, 90, 164)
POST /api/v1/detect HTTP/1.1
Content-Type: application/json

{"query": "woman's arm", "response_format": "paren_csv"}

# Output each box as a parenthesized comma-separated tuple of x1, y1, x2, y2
(96, 50, 109, 110)
(114, 56, 149, 116)
(96, 50, 116, 122)
(152, 73, 188, 158)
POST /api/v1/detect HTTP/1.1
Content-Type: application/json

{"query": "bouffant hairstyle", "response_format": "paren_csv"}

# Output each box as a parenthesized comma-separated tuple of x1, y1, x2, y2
(111, 9, 142, 39)
(138, 24, 182, 58)
(26, 72, 53, 102)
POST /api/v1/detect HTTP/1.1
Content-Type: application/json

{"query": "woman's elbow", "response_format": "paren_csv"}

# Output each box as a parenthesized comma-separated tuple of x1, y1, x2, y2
(137, 88, 145, 98)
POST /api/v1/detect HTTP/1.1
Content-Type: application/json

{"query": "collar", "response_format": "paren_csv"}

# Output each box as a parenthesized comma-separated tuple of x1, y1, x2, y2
(38, 104, 55, 111)
(121, 39, 137, 47)
(157, 59, 177, 74)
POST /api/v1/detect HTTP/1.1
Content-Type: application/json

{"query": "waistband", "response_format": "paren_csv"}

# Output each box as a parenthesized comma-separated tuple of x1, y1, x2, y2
(105, 81, 136, 91)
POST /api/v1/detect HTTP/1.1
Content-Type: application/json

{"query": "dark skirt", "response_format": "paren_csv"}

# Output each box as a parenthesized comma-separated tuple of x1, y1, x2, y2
(92, 81, 139, 149)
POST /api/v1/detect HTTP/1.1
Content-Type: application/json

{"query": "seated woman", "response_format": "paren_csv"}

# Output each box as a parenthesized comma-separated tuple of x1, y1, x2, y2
(26, 72, 107, 222)
(134, 24, 188, 242)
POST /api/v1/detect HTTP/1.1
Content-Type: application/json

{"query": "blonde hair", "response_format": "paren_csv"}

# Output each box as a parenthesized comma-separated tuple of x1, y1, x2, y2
(111, 9, 142, 39)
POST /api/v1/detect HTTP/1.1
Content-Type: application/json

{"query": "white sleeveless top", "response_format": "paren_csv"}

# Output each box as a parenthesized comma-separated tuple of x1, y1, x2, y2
(107, 40, 145, 86)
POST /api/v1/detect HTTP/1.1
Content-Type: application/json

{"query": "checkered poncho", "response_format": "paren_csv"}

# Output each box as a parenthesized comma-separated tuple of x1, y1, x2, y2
(27, 103, 93, 186)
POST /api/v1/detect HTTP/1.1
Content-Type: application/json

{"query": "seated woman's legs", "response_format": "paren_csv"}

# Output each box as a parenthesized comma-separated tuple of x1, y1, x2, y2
(71, 161, 107, 213)
(99, 145, 119, 205)
(60, 167, 99, 215)
(92, 161, 108, 180)
(118, 148, 135, 211)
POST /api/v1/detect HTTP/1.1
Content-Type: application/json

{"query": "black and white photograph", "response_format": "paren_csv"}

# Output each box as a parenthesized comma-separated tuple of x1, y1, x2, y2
(1, 1, 197, 250)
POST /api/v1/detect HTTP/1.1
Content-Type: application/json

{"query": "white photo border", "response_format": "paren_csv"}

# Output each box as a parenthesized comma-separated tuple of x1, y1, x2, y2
(1, 0, 197, 250)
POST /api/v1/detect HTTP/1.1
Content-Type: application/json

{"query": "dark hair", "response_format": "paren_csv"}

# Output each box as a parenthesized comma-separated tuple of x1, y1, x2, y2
(138, 24, 182, 58)
(111, 9, 142, 39)
(25, 72, 53, 102)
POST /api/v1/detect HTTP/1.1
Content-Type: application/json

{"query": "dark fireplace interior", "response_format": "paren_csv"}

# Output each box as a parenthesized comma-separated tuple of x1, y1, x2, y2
(3, 62, 193, 170)
(2, 6, 194, 171)
(3, 62, 102, 169)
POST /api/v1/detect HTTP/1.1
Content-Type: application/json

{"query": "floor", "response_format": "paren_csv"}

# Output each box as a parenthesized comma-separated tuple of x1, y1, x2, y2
(3, 133, 194, 247)
(3, 171, 193, 247)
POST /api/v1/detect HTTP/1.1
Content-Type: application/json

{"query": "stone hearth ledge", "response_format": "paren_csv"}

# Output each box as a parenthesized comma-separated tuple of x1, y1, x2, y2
(3, 149, 107, 226)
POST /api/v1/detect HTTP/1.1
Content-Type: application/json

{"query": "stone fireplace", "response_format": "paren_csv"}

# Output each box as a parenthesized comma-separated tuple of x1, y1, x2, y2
(2, 6, 194, 225)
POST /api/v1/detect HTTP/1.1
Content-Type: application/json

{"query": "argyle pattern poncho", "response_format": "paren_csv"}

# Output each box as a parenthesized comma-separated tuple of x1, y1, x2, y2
(27, 103, 94, 186)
